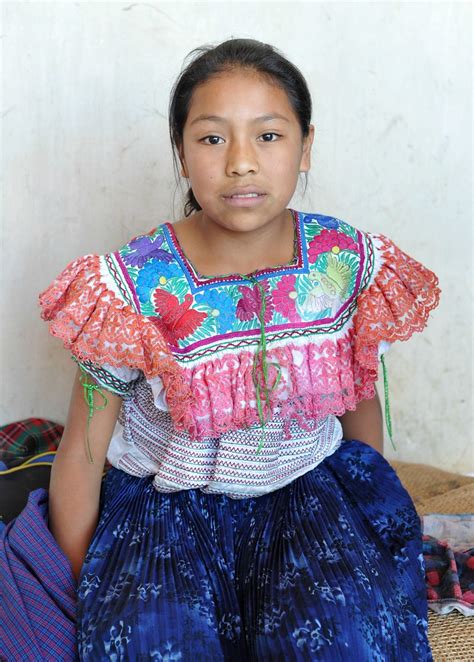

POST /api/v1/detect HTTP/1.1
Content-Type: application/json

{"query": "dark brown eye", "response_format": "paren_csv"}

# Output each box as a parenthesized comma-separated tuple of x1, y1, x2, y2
(201, 136, 223, 145)
(260, 133, 281, 142)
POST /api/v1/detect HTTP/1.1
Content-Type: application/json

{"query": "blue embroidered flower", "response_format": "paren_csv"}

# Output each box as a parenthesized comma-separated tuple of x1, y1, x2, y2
(136, 259, 181, 304)
(195, 289, 236, 334)
(156, 261, 181, 281)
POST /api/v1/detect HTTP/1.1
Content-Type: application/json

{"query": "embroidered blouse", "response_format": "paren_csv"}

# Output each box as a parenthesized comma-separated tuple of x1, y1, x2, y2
(38, 209, 440, 498)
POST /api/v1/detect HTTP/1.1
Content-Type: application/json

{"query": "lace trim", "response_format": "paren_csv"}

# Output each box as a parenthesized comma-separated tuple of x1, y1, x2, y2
(353, 233, 441, 372)
(38, 254, 196, 434)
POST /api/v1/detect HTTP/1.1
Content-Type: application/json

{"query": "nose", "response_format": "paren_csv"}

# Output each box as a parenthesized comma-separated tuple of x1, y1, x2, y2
(225, 138, 259, 177)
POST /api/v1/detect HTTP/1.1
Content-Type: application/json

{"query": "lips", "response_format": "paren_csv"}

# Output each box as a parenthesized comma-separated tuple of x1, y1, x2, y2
(223, 185, 266, 198)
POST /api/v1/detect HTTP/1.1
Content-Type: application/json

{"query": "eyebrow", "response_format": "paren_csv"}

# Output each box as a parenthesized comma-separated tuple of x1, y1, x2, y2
(189, 113, 290, 126)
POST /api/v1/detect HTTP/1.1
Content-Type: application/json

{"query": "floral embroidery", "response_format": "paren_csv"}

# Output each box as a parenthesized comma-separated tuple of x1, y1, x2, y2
(301, 255, 352, 317)
(136, 260, 182, 304)
(152, 290, 207, 345)
(273, 275, 299, 322)
(301, 275, 334, 315)
(316, 216, 340, 230)
(194, 289, 236, 334)
(123, 234, 173, 268)
(38, 212, 441, 442)
(308, 229, 358, 260)
(236, 281, 274, 323)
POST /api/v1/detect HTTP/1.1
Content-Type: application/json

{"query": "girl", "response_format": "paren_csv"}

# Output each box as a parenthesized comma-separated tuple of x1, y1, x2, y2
(1, 38, 440, 661)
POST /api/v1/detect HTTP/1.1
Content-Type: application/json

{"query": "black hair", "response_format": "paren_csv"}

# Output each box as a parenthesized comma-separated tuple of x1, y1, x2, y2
(168, 37, 313, 217)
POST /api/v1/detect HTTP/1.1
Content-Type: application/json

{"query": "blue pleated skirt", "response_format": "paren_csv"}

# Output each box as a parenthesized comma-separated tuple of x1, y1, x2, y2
(1, 439, 432, 661)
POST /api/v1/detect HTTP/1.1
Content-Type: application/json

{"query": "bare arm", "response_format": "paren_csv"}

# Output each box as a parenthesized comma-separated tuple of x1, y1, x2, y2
(48, 367, 122, 582)
(338, 390, 384, 454)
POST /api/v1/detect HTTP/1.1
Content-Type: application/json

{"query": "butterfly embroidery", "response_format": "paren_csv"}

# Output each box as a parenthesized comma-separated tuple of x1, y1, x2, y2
(236, 281, 274, 323)
(152, 289, 207, 345)
(123, 235, 174, 268)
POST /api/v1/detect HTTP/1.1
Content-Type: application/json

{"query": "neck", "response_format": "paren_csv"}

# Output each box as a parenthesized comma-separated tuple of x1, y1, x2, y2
(194, 209, 294, 275)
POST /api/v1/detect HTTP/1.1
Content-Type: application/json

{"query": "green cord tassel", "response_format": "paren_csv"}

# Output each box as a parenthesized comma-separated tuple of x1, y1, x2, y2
(244, 274, 282, 454)
(78, 366, 109, 464)
(380, 354, 396, 451)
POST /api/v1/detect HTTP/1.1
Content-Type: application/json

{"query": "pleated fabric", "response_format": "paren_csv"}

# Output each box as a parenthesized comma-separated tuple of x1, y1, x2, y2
(1, 439, 433, 661)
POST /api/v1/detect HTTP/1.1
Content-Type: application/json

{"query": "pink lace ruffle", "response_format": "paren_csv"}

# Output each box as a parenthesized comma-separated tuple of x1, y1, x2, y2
(38, 254, 196, 435)
(178, 337, 377, 440)
(353, 233, 441, 373)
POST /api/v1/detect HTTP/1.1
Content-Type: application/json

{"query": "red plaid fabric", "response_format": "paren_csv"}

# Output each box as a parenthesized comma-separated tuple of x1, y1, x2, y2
(423, 534, 474, 615)
(0, 418, 64, 468)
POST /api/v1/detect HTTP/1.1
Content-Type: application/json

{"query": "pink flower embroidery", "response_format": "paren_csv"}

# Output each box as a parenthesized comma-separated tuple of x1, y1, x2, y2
(236, 281, 274, 323)
(273, 275, 300, 322)
(308, 230, 357, 260)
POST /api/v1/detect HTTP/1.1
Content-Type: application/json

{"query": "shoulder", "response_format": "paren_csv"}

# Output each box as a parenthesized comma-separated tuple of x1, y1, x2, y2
(298, 209, 439, 292)
(44, 222, 182, 316)
(298, 211, 441, 360)
(98, 223, 177, 312)
(37, 222, 190, 399)
(288, 210, 378, 328)
(296, 209, 440, 339)
(299, 210, 378, 260)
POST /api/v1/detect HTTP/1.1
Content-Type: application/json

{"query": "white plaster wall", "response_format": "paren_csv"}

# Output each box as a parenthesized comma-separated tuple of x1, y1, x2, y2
(1, 1, 472, 473)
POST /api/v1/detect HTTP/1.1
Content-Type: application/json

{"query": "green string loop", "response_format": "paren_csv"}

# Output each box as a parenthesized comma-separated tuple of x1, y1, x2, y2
(78, 366, 109, 464)
(380, 354, 396, 451)
(243, 274, 282, 455)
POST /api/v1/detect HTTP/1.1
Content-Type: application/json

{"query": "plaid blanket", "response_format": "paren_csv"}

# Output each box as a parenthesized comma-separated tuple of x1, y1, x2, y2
(423, 514, 474, 616)
(0, 418, 63, 468)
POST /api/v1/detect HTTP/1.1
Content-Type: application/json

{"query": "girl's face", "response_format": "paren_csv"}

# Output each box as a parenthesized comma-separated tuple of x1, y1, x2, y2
(179, 68, 314, 233)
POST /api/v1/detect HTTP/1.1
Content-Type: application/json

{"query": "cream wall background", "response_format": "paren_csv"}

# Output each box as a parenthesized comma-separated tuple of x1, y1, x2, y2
(2, 1, 472, 473)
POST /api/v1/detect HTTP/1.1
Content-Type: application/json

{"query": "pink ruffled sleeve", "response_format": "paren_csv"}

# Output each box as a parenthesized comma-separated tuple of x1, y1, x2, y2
(38, 253, 196, 432)
(352, 233, 441, 379)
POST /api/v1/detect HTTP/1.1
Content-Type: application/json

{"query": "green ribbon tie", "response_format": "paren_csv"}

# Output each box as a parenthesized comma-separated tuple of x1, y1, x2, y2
(79, 366, 109, 464)
(380, 354, 396, 451)
(245, 274, 282, 455)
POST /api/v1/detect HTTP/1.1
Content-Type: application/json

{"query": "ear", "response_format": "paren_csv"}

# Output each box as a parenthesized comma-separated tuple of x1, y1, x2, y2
(299, 124, 315, 173)
(178, 146, 189, 178)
